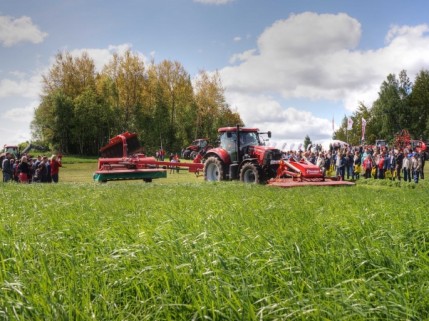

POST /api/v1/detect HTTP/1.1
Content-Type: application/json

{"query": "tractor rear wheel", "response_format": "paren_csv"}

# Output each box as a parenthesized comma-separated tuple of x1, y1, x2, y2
(240, 162, 263, 184)
(204, 156, 225, 181)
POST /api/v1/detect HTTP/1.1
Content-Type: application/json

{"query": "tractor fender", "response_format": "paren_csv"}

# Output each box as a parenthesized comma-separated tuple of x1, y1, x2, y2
(203, 148, 231, 164)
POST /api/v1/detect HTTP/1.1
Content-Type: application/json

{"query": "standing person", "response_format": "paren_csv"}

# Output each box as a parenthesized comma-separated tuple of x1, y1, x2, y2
(335, 151, 341, 179)
(377, 152, 386, 179)
(346, 151, 354, 180)
(40, 156, 49, 183)
(336, 152, 346, 181)
(50, 154, 62, 183)
(2, 153, 12, 182)
(411, 152, 421, 183)
(363, 154, 373, 179)
(316, 152, 326, 176)
(395, 150, 403, 181)
(386, 150, 396, 180)
(353, 150, 361, 180)
(324, 152, 332, 177)
(402, 152, 411, 182)
(17, 156, 31, 183)
(419, 151, 425, 179)
(11, 159, 19, 182)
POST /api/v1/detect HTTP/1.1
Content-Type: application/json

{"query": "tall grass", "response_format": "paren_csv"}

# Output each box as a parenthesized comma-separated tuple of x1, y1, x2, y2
(1, 170, 429, 320)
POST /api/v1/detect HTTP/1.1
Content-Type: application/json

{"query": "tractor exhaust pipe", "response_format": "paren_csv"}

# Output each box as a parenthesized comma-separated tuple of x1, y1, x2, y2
(236, 124, 241, 164)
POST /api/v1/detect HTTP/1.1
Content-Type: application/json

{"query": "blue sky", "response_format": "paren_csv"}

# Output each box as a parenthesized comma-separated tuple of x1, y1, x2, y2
(1, 0, 429, 149)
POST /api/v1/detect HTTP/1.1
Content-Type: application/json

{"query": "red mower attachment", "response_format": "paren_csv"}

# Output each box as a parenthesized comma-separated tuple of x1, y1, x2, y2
(267, 158, 355, 188)
(93, 132, 204, 183)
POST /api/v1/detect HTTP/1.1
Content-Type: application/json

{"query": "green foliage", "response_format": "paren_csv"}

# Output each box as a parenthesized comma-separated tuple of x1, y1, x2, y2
(32, 50, 243, 156)
(1, 174, 429, 319)
(335, 69, 429, 145)
(410, 70, 429, 138)
(303, 134, 312, 150)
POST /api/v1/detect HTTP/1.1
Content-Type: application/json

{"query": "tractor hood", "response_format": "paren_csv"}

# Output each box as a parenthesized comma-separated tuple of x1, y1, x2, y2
(247, 145, 282, 164)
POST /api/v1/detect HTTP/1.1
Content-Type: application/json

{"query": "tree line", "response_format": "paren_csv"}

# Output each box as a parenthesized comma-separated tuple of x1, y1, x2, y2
(334, 69, 429, 146)
(31, 50, 243, 155)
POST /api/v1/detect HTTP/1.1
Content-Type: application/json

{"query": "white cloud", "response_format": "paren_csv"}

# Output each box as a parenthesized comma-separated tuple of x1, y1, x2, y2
(4, 101, 38, 123)
(0, 101, 37, 146)
(226, 92, 332, 143)
(193, 0, 234, 4)
(220, 12, 429, 112)
(0, 125, 32, 145)
(233, 36, 241, 42)
(0, 15, 47, 47)
(216, 12, 429, 148)
(229, 49, 256, 64)
(0, 73, 42, 99)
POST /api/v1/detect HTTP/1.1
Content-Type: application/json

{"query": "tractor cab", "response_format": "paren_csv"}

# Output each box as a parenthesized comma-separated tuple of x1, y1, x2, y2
(203, 126, 280, 183)
(1, 145, 19, 159)
(219, 128, 265, 162)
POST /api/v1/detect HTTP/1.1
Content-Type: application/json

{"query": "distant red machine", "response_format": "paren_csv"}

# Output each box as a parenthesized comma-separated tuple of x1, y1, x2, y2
(394, 129, 427, 153)
(182, 138, 211, 159)
(93, 132, 203, 183)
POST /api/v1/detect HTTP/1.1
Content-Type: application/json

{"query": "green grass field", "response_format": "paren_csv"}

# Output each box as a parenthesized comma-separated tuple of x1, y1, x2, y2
(1, 158, 429, 320)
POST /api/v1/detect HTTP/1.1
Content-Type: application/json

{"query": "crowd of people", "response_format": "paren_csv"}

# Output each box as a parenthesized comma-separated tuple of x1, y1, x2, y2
(282, 145, 426, 184)
(1, 153, 62, 184)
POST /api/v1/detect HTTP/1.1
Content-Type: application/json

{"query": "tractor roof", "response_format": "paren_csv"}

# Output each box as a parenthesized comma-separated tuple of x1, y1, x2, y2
(218, 127, 259, 133)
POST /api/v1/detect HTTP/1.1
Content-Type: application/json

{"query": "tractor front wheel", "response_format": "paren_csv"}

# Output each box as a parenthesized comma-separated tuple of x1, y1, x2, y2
(204, 157, 225, 181)
(240, 162, 263, 184)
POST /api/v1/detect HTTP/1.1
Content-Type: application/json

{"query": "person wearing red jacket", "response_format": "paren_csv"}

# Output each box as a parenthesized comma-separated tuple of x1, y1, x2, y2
(362, 154, 373, 179)
(50, 154, 62, 183)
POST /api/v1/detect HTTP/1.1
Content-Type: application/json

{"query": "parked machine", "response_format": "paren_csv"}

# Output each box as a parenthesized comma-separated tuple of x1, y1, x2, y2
(201, 126, 354, 187)
(0, 145, 19, 162)
(182, 138, 211, 159)
(394, 129, 427, 153)
(201, 126, 280, 183)
(0, 143, 48, 165)
(93, 132, 204, 182)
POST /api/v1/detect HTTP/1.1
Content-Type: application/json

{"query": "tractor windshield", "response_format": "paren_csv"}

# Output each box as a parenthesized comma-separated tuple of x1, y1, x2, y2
(240, 132, 259, 147)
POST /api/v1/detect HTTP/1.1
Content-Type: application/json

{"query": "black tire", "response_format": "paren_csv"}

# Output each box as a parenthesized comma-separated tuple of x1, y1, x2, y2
(190, 151, 198, 159)
(183, 150, 191, 159)
(240, 162, 263, 184)
(204, 156, 225, 181)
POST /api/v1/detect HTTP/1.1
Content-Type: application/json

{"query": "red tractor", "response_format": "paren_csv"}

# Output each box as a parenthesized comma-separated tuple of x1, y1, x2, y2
(202, 126, 282, 183)
(182, 138, 210, 159)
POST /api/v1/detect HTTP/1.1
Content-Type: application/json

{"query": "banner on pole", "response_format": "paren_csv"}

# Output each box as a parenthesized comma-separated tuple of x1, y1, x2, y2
(347, 117, 353, 130)
(361, 118, 367, 141)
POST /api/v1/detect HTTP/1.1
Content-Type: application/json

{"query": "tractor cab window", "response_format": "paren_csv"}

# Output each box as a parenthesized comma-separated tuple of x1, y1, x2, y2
(199, 140, 207, 148)
(240, 132, 258, 147)
(220, 132, 236, 150)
